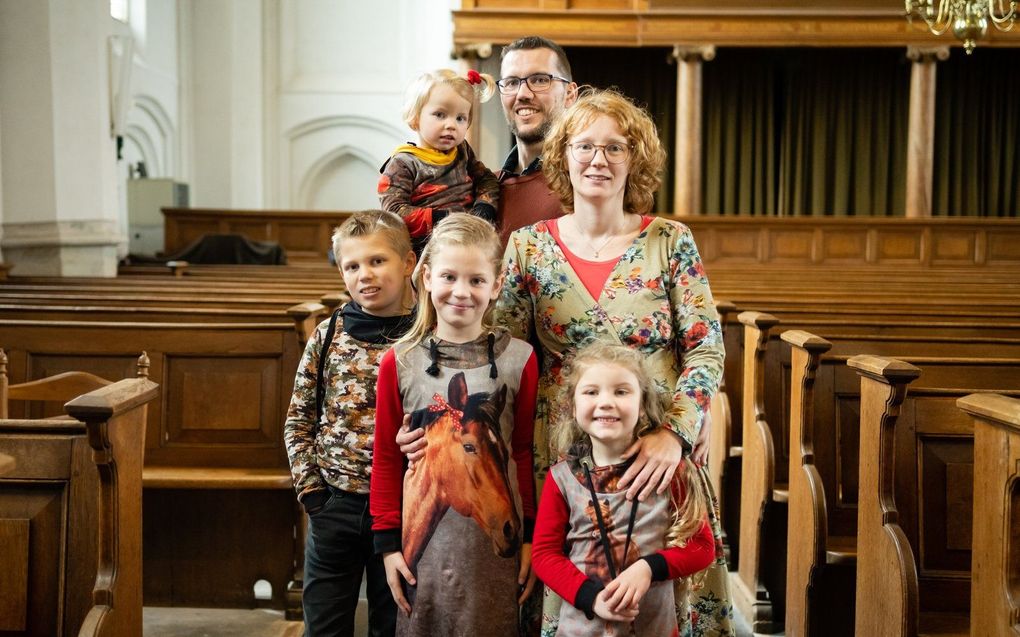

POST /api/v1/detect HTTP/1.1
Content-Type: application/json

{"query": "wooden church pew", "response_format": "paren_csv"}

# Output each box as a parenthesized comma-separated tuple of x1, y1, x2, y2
(850, 356, 1020, 637)
(956, 393, 1020, 637)
(732, 312, 1020, 632)
(709, 296, 1020, 568)
(0, 377, 158, 636)
(784, 336, 1020, 636)
(0, 318, 305, 615)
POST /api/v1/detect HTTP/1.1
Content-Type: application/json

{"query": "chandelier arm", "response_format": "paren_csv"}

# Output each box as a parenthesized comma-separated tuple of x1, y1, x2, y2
(988, 0, 1017, 25)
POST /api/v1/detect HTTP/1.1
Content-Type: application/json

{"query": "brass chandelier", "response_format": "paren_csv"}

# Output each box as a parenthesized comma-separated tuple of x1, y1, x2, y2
(906, 0, 1017, 52)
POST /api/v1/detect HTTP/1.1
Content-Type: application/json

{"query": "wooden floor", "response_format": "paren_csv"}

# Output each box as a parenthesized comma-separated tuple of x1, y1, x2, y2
(143, 608, 305, 637)
(142, 573, 758, 636)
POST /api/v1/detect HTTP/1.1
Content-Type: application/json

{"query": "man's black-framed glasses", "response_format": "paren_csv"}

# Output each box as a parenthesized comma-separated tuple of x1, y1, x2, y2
(566, 142, 631, 164)
(496, 73, 571, 94)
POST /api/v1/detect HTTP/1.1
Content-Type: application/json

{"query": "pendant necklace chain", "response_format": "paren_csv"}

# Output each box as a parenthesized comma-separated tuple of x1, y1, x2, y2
(572, 215, 625, 259)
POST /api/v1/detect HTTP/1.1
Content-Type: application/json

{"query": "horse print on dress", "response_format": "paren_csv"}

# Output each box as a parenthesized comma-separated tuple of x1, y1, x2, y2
(401, 372, 521, 573)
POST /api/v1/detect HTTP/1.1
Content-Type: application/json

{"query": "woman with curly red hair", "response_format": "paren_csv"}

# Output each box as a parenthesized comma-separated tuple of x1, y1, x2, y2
(497, 88, 733, 636)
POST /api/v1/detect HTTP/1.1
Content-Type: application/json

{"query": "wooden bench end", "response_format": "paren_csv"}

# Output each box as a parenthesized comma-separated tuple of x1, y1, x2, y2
(781, 329, 833, 351)
(737, 310, 779, 328)
(956, 393, 1020, 429)
(846, 355, 921, 384)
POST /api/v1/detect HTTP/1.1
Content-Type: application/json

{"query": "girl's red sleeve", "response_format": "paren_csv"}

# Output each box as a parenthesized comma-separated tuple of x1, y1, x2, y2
(512, 350, 539, 539)
(369, 349, 405, 553)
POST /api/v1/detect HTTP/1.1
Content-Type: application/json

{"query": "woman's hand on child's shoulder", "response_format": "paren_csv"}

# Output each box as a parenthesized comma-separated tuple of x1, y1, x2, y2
(601, 559, 653, 616)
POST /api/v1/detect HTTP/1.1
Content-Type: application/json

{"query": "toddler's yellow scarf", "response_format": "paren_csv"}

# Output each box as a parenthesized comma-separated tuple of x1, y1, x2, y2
(392, 144, 458, 166)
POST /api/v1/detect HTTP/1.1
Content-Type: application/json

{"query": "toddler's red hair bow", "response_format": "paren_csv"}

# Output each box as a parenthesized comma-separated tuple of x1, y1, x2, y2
(466, 69, 482, 85)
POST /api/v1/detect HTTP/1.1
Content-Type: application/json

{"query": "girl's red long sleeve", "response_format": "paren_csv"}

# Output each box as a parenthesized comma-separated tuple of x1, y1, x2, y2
(369, 349, 405, 552)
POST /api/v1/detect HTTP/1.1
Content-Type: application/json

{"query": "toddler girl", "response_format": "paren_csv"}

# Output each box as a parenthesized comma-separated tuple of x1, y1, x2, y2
(378, 69, 499, 254)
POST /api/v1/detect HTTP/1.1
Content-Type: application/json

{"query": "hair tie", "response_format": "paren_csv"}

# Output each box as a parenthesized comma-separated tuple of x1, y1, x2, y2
(487, 332, 498, 379)
(426, 339, 441, 377)
(466, 70, 482, 86)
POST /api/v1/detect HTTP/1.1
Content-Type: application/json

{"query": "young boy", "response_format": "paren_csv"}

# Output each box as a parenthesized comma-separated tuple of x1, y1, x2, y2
(284, 210, 416, 637)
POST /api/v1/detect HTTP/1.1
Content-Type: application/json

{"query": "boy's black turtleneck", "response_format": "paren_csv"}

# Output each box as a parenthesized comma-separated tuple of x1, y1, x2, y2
(341, 301, 413, 344)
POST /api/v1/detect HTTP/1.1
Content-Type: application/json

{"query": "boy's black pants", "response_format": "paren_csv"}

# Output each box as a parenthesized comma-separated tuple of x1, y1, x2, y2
(303, 488, 395, 637)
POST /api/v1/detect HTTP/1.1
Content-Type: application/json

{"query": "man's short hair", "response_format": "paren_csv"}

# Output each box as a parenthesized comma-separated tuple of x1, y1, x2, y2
(500, 36, 572, 80)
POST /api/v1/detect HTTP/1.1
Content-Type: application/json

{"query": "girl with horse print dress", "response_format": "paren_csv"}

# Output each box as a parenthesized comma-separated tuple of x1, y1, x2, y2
(532, 343, 716, 637)
(370, 214, 539, 636)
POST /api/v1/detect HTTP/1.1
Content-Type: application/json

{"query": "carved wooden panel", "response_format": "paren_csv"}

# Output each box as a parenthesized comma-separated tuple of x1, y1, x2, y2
(164, 356, 281, 447)
(875, 230, 922, 262)
(987, 230, 1020, 264)
(715, 230, 760, 261)
(0, 518, 29, 631)
(231, 221, 272, 242)
(768, 229, 814, 261)
(0, 485, 67, 636)
(820, 229, 868, 261)
(930, 229, 976, 264)
(918, 436, 974, 571)
(277, 222, 323, 253)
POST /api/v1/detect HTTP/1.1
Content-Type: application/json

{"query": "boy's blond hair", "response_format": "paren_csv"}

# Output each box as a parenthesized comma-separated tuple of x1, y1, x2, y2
(402, 69, 497, 131)
(331, 209, 412, 266)
(553, 342, 709, 547)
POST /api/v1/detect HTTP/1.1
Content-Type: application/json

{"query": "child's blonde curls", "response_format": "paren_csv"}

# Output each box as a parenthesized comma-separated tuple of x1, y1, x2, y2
(402, 69, 496, 130)
(553, 342, 710, 547)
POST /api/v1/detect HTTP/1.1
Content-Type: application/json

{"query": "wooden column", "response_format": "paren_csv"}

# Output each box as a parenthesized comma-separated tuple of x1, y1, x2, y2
(672, 45, 715, 216)
(904, 47, 949, 218)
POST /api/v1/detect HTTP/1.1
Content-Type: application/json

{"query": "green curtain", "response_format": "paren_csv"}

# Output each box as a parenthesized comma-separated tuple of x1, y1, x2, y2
(564, 46, 677, 213)
(703, 48, 910, 216)
(933, 49, 1020, 216)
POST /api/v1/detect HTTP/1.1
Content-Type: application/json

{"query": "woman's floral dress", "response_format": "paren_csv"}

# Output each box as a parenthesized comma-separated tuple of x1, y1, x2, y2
(497, 216, 734, 637)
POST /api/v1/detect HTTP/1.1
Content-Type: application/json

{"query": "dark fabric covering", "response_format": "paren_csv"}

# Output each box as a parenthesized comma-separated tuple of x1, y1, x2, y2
(168, 233, 287, 264)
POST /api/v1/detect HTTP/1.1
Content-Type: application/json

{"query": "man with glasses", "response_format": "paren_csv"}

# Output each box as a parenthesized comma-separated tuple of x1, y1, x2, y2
(495, 36, 578, 244)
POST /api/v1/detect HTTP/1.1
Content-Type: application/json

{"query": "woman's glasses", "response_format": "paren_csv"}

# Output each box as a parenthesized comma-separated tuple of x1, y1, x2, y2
(566, 142, 631, 164)
(496, 73, 571, 94)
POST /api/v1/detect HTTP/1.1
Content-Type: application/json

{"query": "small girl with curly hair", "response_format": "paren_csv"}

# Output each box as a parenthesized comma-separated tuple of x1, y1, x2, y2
(379, 68, 500, 254)
(531, 343, 716, 637)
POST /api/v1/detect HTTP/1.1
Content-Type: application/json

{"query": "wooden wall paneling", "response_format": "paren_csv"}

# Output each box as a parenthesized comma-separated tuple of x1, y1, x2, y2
(986, 229, 1020, 265)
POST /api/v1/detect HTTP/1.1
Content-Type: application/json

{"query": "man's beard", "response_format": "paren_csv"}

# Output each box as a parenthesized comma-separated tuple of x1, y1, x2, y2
(509, 109, 557, 146)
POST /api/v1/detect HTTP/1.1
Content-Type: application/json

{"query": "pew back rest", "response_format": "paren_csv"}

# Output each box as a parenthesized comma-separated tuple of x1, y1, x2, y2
(0, 320, 300, 469)
(0, 350, 150, 419)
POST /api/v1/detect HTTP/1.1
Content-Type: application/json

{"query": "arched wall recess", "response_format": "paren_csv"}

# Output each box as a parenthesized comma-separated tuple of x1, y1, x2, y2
(283, 115, 406, 210)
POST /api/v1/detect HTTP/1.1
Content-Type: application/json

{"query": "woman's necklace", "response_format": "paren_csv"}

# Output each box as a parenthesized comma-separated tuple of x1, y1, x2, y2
(571, 215, 628, 259)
